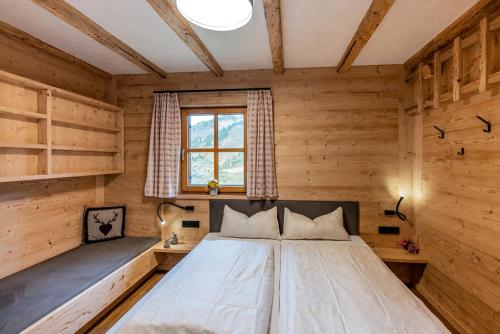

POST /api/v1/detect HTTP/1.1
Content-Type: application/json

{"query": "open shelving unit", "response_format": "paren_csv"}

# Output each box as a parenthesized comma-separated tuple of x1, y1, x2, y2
(0, 69, 124, 183)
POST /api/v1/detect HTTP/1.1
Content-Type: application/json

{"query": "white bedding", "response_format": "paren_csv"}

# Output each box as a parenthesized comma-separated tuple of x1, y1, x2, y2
(279, 237, 449, 334)
(110, 238, 274, 334)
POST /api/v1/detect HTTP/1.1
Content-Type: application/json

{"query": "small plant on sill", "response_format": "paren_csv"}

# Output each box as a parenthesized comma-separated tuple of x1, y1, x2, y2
(207, 179, 219, 196)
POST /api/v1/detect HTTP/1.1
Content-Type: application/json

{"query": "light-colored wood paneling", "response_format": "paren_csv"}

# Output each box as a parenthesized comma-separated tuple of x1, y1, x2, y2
(106, 66, 405, 248)
(401, 9, 500, 333)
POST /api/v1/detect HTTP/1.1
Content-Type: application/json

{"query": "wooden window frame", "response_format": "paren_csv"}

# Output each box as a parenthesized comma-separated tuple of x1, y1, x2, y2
(181, 107, 247, 193)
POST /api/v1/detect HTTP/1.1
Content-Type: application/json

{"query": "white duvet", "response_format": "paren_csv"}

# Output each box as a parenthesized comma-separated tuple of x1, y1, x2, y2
(111, 239, 274, 334)
(279, 238, 449, 334)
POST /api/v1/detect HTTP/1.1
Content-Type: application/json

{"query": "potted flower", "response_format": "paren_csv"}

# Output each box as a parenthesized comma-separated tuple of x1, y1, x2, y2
(207, 179, 219, 195)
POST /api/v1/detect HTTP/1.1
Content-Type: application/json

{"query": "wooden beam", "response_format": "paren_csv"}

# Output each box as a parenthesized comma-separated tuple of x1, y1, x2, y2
(433, 51, 441, 108)
(146, 0, 223, 77)
(452, 37, 462, 102)
(31, 0, 168, 78)
(263, 0, 284, 74)
(0, 20, 111, 80)
(337, 0, 395, 73)
(404, 0, 500, 70)
(479, 17, 489, 92)
(417, 63, 424, 113)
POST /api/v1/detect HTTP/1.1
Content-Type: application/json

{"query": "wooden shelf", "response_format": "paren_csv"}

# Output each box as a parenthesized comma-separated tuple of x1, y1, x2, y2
(372, 247, 427, 264)
(52, 145, 120, 153)
(0, 106, 47, 120)
(0, 143, 47, 150)
(0, 69, 124, 183)
(0, 170, 122, 183)
(52, 117, 120, 133)
(153, 241, 197, 254)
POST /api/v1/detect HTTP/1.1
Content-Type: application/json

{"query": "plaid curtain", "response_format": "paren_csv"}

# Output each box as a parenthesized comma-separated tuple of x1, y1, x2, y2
(247, 90, 278, 198)
(144, 93, 181, 198)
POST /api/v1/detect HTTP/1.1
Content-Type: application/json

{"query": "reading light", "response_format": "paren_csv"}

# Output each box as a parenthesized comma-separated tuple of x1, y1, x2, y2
(177, 0, 253, 31)
(384, 196, 407, 221)
(157, 202, 195, 226)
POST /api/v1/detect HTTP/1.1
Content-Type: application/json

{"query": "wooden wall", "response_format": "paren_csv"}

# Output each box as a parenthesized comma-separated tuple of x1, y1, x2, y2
(0, 23, 111, 278)
(105, 65, 407, 248)
(402, 10, 500, 334)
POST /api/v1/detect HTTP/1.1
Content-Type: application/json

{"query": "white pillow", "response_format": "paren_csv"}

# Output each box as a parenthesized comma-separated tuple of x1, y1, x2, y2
(282, 207, 350, 240)
(219, 205, 281, 240)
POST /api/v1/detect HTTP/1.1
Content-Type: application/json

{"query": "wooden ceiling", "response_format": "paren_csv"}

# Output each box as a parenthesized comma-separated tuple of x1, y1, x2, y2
(0, 0, 483, 76)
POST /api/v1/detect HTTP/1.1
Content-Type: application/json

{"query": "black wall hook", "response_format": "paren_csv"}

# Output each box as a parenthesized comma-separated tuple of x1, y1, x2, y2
(476, 116, 491, 132)
(433, 126, 445, 139)
(458, 147, 465, 155)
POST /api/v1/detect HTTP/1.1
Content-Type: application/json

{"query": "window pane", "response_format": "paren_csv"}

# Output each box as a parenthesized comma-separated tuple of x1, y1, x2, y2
(218, 114, 244, 148)
(188, 114, 214, 149)
(188, 152, 214, 186)
(219, 152, 244, 186)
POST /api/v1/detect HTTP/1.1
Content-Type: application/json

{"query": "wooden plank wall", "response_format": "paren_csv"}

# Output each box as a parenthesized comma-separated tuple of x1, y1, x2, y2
(0, 24, 112, 278)
(402, 10, 500, 334)
(105, 66, 408, 248)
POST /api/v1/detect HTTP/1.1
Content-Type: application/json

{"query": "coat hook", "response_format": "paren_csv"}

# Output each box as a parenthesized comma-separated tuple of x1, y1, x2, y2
(476, 116, 491, 132)
(433, 126, 445, 139)
(458, 147, 465, 155)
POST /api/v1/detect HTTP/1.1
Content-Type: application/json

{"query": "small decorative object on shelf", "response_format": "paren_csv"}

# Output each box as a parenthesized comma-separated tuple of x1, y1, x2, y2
(163, 239, 170, 248)
(400, 239, 419, 254)
(207, 179, 219, 195)
(169, 233, 178, 245)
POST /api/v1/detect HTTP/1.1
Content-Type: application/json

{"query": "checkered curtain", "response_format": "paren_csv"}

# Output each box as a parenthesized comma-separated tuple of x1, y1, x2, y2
(247, 90, 278, 198)
(144, 93, 181, 198)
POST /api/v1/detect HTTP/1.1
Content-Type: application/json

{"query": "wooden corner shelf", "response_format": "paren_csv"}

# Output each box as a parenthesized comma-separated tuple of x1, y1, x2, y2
(372, 247, 427, 264)
(52, 116, 121, 133)
(0, 69, 124, 183)
(52, 145, 120, 153)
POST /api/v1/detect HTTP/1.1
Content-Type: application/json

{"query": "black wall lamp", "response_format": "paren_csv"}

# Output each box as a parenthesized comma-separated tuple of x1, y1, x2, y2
(157, 202, 194, 225)
(384, 196, 407, 221)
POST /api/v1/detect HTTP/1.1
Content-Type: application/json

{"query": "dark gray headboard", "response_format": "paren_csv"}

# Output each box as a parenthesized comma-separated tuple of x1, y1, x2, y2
(209, 200, 359, 235)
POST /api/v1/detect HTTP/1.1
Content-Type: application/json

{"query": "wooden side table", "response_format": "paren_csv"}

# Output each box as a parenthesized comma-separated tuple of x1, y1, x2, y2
(153, 241, 197, 271)
(372, 247, 428, 287)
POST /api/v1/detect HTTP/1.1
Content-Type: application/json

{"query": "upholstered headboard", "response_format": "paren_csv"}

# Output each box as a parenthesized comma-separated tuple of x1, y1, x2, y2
(209, 199, 359, 235)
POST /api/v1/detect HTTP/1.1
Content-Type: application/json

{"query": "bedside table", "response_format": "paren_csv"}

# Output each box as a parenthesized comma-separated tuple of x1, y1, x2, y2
(153, 241, 197, 270)
(373, 247, 427, 287)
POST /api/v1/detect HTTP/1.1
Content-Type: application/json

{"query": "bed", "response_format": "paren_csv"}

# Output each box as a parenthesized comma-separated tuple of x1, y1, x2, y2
(110, 199, 448, 334)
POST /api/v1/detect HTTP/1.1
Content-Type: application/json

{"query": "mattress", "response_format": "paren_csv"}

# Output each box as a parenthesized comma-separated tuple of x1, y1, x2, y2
(279, 237, 449, 334)
(0, 236, 160, 334)
(109, 235, 276, 334)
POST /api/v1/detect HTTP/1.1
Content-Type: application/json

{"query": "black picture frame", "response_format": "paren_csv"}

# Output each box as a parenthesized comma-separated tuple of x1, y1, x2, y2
(83, 205, 126, 244)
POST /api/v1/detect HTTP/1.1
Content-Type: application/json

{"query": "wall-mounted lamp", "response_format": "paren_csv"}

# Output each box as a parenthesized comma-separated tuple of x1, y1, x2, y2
(384, 196, 407, 221)
(157, 202, 195, 225)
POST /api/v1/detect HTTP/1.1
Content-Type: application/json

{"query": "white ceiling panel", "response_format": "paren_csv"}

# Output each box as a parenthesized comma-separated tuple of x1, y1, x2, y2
(189, 0, 273, 71)
(0, 0, 144, 74)
(282, 0, 372, 68)
(355, 0, 478, 65)
(66, 0, 207, 73)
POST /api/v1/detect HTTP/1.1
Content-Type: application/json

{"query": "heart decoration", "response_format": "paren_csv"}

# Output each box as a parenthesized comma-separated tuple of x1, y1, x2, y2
(99, 223, 113, 235)
(93, 211, 119, 236)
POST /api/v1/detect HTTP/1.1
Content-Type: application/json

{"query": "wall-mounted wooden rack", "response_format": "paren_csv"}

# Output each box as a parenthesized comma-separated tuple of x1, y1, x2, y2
(0, 69, 124, 183)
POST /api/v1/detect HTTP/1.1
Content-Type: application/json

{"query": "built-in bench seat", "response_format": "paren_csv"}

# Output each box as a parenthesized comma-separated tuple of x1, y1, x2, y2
(0, 236, 160, 334)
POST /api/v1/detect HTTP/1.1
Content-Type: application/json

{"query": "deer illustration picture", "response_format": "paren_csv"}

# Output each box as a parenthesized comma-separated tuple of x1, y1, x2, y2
(93, 211, 119, 236)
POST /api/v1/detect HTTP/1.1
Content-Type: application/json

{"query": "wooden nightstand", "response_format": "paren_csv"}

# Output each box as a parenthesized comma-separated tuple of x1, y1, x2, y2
(373, 247, 427, 287)
(153, 241, 197, 271)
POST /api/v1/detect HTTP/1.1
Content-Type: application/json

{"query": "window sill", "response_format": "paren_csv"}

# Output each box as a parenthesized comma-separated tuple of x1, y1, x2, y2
(176, 193, 248, 200)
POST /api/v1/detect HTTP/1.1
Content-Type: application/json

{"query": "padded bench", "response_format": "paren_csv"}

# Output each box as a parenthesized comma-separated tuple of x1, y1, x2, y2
(0, 236, 160, 334)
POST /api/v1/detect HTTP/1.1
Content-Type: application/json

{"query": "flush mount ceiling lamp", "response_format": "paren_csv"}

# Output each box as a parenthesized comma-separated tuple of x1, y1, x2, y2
(177, 0, 253, 31)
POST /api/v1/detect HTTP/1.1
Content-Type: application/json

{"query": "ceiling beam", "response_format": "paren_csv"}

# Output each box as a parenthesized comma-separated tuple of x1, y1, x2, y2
(337, 0, 394, 73)
(146, 0, 223, 77)
(404, 0, 500, 70)
(31, 0, 168, 78)
(263, 0, 284, 74)
(0, 20, 111, 80)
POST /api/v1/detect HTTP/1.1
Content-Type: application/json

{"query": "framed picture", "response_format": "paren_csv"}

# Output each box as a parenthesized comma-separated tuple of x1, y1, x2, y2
(83, 206, 126, 243)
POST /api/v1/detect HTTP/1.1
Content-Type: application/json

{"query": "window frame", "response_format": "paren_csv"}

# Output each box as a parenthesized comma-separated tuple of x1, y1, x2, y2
(181, 107, 247, 193)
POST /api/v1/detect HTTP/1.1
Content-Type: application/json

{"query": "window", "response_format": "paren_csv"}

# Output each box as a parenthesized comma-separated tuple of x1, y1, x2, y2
(181, 108, 246, 193)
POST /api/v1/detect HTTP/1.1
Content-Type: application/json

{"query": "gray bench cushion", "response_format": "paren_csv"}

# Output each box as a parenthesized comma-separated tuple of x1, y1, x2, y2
(0, 236, 160, 334)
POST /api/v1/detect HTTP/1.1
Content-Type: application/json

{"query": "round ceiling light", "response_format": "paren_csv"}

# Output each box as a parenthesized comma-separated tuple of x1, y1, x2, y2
(177, 0, 253, 32)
